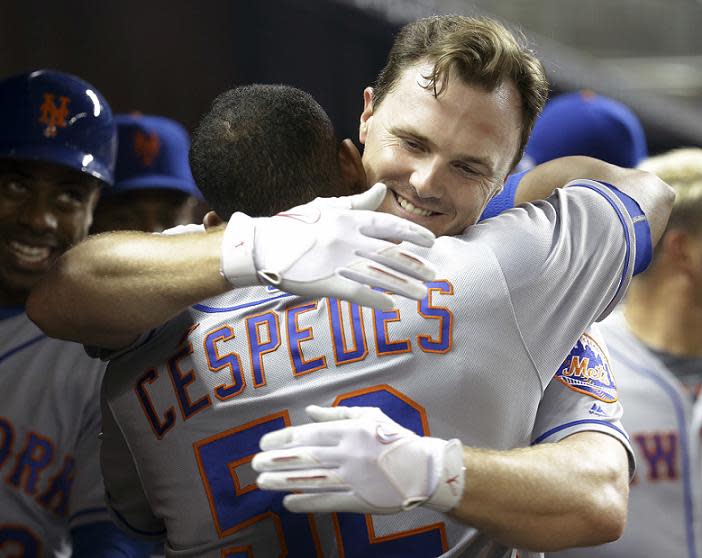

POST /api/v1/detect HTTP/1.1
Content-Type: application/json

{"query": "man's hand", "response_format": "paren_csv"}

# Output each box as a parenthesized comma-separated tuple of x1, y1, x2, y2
(221, 183, 436, 310)
(252, 405, 465, 515)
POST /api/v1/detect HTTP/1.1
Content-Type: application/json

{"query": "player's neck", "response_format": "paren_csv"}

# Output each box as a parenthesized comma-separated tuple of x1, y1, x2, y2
(624, 276, 702, 358)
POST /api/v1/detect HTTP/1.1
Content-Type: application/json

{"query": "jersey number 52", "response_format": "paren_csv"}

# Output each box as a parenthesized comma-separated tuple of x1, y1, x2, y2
(194, 384, 448, 557)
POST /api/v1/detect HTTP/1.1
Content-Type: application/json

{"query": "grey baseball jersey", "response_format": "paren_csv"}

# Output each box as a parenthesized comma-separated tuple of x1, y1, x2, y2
(0, 308, 109, 557)
(100, 181, 643, 558)
(551, 311, 702, 558)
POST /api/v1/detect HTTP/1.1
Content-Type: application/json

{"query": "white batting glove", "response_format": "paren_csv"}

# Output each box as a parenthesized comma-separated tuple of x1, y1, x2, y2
(220, 183, 436, 310)
(252, 405, 465, 515)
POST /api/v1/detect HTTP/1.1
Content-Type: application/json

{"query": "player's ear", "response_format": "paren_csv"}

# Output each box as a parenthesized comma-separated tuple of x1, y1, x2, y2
(203, 211, 225, 230)
(338, 138, 366, 195)
(359, 87, 374, 145)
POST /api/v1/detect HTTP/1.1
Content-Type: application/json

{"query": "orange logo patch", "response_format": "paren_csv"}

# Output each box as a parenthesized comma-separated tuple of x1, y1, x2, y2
(133, 131, 160, 166)
(556, 333, 618, 403)
(39, 93, 71, 138)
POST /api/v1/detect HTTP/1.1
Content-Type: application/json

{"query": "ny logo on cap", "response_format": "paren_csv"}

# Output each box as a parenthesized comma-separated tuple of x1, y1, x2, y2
(134, 131, 160, 166)
(39, 93, 71, 138)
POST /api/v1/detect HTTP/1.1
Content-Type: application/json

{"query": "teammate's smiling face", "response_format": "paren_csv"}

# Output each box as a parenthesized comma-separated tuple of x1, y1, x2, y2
(359, 61, 523, 237)
(0, 159, 100, 305)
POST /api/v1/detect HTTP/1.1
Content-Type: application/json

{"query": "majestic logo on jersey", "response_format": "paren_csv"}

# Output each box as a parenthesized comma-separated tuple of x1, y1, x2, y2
(134, 130, 160, 166)
(39, 93, 71, 138)
(588, 403, 607, 416)
(556, 333, 618, 403)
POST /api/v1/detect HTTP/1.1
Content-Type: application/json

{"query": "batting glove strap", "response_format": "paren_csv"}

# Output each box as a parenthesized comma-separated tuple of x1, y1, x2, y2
(220, 212, 259, 287)
(424, 438, 466, 512)
(377, 435, 465, 513)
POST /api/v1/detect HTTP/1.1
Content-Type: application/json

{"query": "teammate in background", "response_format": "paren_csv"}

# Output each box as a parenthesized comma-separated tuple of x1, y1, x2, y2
(0, 70, 153, 557)
(90, 114, 203, 234)
(551, 148, 702, 558)
(27, 16, 675, 558)
(485, 90, 700, 558)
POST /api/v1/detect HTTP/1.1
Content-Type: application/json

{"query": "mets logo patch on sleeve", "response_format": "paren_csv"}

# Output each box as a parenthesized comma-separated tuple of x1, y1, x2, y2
(556, 333, 618, 403)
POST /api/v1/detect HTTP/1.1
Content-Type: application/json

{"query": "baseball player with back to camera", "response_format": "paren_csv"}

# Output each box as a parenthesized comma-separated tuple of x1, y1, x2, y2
(0, 70, 156, 557)
(28, 15, 675, 558)
(91, 113, 204, 234)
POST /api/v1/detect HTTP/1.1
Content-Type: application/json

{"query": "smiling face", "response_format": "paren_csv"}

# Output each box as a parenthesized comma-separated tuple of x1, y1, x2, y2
(359, 61, 523, 237)
(0, 159, 100, 305)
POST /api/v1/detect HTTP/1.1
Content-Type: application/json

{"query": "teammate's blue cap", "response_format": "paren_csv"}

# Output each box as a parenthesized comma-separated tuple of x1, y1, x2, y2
(524, 91, 648, 168)
(110, 113, 202, 199)
(0, 69, 117, 185)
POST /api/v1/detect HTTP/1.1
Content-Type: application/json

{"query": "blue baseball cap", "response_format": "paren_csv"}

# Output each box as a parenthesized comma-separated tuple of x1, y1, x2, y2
(524, 91, 648, 168)
(110, 113, 202, 199)
(0, 69, 117, 185)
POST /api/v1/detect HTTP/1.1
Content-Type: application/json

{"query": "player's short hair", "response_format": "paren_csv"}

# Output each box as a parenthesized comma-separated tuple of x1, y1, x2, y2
(190, 84, 341, 219)
(638, 148, 702, 236)
(372, 15, 548, 169)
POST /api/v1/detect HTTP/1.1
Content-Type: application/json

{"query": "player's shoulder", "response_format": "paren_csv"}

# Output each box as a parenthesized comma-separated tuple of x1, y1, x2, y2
(427, 230, 496, 260)
(2, 310, 104, 371)
(598, 310, 649, 361)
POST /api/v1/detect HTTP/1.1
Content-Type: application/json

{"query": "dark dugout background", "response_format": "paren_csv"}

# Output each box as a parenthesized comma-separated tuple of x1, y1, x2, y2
(0, 0, 691, 154)
(0, 0, 395, 150)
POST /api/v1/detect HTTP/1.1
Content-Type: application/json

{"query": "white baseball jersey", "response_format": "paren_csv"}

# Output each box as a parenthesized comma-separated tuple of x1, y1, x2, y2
(551, 311, 702, 558)
(100, 181, 643, 558)
(0, 308, 109, 557)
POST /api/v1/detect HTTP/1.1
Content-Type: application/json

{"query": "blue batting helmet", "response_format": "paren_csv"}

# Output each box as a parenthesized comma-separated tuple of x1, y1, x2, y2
(524, 90, 648, 169)
(0, 69, 117, 185)
(110, 113, 202, 199)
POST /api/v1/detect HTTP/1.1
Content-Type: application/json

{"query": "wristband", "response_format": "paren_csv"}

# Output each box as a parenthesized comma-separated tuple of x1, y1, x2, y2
(425, 438, 466, 512)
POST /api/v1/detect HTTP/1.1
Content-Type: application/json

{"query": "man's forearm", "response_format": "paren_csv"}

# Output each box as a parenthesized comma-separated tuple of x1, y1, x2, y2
(253, 408, 630, 552)
(28, 186, 441, 350)
(450, 431, 629, 551)
(27, 229, 230, 349)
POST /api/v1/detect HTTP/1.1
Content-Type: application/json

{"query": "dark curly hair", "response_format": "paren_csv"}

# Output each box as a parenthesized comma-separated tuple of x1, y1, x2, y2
(190, 84, 341, 218)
